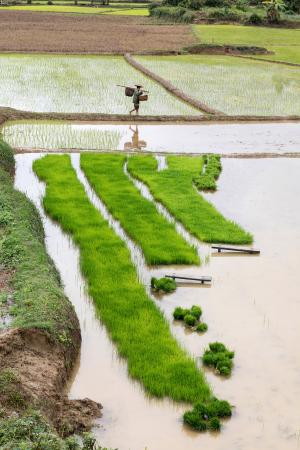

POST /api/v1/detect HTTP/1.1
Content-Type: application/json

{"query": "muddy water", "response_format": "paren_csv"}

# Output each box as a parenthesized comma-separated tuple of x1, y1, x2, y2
(15, 155, 300, 450)
(4, 121, 300, 155)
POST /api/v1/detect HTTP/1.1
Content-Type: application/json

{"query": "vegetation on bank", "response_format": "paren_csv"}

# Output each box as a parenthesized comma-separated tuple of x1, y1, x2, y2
(0, 139, 77, 344)
(149, 0, 300, 24)
(81, 154, 199, 266)
(33, 154, 212, 404)
(127, 155, 253, 244)
(0, 138, 103, 447)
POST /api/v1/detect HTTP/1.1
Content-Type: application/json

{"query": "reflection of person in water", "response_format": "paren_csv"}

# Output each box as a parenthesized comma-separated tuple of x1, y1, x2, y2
(124, 126, 147, 151)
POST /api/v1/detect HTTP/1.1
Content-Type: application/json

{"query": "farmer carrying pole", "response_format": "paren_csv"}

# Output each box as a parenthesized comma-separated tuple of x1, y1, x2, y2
(130, 84, 144, 116)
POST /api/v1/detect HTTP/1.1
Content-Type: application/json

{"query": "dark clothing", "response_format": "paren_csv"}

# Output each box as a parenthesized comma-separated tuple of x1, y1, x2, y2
(132, 88, 143, 105)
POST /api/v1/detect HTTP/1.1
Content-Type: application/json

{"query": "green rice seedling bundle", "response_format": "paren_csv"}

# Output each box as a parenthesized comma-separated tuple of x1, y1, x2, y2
(0, 54, 198, 116)
(183, 398, 232, 432)
(33, 154, 212, 405)
(81, 154, 199, 266)
(127, 155, 253, 244)
(151, 277, 177, 293)
(202, 342, 235, 376)
(193, 154, 221, 192)
(136, 55, 300, 116)
(173, 305, 208, 332)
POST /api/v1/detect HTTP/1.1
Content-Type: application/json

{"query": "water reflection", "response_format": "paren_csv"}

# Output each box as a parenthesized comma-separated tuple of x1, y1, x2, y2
(124, 126, 147, 151)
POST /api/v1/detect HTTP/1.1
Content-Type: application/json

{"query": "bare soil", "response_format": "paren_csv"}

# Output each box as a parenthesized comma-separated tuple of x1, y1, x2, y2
(0, 11, 196, 53)
(0, 327, 102, 435)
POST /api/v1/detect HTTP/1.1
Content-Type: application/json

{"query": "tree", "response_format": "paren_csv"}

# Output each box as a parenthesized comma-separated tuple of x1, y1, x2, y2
(263, 0, 287, 22)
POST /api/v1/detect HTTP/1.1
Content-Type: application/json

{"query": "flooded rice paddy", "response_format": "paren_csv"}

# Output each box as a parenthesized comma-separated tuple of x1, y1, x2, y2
(136, 55, 300, 116)
(3, 120, 300, 155)
(14, 151, 300, 450)
(0, 54, 198, 116)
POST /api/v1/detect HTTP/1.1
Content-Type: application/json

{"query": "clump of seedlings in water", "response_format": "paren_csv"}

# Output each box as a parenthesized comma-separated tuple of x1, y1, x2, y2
(202, 342, 235, 376)
(183, 397, 232, 432)
(173, 305, 208, 333)
(151, 277, 176, 293)
(193, 154, 222, 192)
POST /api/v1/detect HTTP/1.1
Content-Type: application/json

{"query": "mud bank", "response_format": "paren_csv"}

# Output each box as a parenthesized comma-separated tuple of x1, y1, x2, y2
(1, 106, 300, 126)
(0, 141, 101, 438)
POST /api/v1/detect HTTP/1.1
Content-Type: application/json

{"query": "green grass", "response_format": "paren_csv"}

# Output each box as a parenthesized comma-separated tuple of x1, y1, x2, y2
(81, 154, 199, 266)
(33, 154, 212, 404)
(0, 140, 77, 343)
(0, 54, 198, 116)
(127, 155, 252, 244)
(136, 54, 300, 116)
(0, 4, 148, 15)
(193, 24, 300, 65)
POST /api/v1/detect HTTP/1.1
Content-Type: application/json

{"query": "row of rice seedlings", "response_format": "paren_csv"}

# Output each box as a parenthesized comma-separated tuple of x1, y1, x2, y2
(2, 121, 124, 150)
(136, 55, 300, 116)
(0, 55, 199, 116)
(81, 153, 199, 266)
(33, 154, 212, 404)
(127, 155, 253, 244)
(193, 154, 222, 192)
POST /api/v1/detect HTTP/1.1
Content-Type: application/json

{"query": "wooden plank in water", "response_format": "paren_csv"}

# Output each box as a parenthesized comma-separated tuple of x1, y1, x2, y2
(212, 245, 260, 254)
(165, 274, 212, 284)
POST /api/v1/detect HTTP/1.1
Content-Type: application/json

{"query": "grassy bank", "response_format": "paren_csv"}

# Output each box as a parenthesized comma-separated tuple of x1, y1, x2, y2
(127, 155, 252, 244)
(33, 154, 212, 404)
(0, 139, 94, 445)
(193, 25, 300, 65)
(81, 153, 199, 266)
(0, 140, 77, 343)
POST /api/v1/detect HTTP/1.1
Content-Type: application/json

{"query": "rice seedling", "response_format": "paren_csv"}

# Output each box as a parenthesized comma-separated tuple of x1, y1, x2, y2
(81, 154, 199, 266)
(127, 155, 253, 244)
(202, 342, 235, 376)
(136, 55, 300, 116)
(183, 398, 232, 432)
(193, 24, 300, 65)
(0, 54, 198, 116)
(193, 154, 221, 192)
(151, 277, 177, 293)
(173, 305, 207, 332)
(33, 154, 212, 404)
(196, 322, 208, 333)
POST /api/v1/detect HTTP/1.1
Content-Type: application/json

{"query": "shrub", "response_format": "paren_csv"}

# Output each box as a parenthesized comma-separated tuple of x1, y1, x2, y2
(180, 0, 205, 9)
(184, 314, 197, 327)
(196, 322, 208, 333)
(151, 277, 176, 293)
(202, 342, 235, 376)
(182, 10, 197, 21)
(246, 12, 263, 23)
(190, 305, 202, 320)
(207, 7, 243, 21)
(149, 5, 193, 21)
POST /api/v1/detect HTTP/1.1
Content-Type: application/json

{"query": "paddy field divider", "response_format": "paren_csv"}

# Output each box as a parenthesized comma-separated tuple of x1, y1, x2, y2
(33, 154, 213, 405)
(124, 53, 224, 116)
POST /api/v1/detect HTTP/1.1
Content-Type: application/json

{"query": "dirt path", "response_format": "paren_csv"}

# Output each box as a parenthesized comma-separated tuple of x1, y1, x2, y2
(0, 11, 197, 53)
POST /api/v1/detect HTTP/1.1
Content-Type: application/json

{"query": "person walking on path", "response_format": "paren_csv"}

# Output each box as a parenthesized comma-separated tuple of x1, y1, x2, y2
(130, 84, 144, 115)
